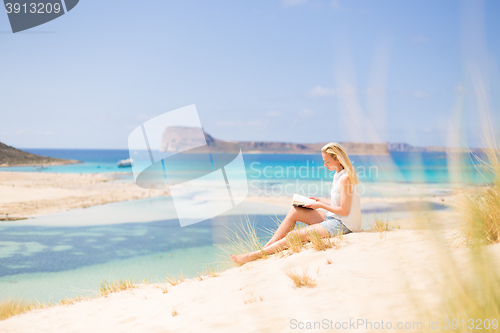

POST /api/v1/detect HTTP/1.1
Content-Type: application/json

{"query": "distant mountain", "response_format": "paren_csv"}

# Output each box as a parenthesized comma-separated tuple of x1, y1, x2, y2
(0, 142, 80, 167)
(160, 127, 390, 155)
(386, 142, 486, 153)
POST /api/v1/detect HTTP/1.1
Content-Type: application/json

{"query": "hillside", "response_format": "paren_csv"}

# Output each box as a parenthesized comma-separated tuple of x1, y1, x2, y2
(160, 127, 390, 155)
(0, 142, 80, 167)
(386, 142, 488, 153)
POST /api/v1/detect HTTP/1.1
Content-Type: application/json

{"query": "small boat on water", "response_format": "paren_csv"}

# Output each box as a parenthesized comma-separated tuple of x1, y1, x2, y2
(33, 165, 47, 171)
(117, 158, 133, 168)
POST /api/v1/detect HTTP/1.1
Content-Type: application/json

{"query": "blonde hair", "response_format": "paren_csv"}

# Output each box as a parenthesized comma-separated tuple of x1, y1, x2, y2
(321, 142, 359, 185)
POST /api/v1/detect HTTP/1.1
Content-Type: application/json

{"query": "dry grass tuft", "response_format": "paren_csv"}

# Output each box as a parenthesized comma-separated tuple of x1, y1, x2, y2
(285, 267, 316, 288)
(214, 215, 267, 268)
(429, 140, 500, 331)
(328, 230, 345, 249)
(161, 286, 168, 294)
(326, 258, 332, 265)
(165, 270, 185, 286)
(99, 278, 136, 297)
(2, 276, 145, 320)
(307, 228, 332, 251)
(203, 264, 221, 278)
(272, 244, 286, 258)
(442, 252, 500, 332)
(171, 308, 178, 317)
(60, 295, 90, 305)
(370, 212, 399, 239)
(243, 294, 264, 304)
(460, 174, 500, 245)
(260, 214, 286, 240)
(0, 299, 47, 321)
(417, 119, 500, 331)
(285, 229, 305, 253)
(457, 135, 500, 246)
(418, 237, 500, 333)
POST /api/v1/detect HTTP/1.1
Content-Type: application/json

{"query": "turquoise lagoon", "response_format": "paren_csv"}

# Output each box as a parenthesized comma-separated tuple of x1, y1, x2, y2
(0, 149, 487, 303)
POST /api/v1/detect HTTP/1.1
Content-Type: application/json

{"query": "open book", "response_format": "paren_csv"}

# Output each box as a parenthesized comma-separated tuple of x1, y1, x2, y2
(291, 194, 315, 209)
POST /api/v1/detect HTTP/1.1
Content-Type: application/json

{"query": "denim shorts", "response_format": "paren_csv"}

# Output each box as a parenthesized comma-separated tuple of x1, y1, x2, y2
(320, 215, 352, 237)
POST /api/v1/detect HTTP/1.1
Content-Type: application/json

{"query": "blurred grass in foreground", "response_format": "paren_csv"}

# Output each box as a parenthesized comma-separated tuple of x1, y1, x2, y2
(420, 141, 500, 332)
(460, 147, 500, 245)
(0, 299, 44, 321)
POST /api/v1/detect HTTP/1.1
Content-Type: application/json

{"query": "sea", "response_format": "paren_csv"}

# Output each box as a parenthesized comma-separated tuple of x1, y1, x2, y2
(0, 149, 490, 304)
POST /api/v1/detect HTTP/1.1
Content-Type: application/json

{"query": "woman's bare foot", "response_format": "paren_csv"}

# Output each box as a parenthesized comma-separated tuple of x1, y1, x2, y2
(230, 253, 252, 265)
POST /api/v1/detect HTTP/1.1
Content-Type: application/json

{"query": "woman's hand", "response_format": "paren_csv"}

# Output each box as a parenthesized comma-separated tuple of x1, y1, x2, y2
(304, 201, 322, 210)
(309, 197, 320, 201)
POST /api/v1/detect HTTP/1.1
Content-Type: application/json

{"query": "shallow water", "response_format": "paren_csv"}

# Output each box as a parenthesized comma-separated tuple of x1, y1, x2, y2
(1, 149, 490, 185)
(0, 149, 464, 303)
(0, 208, 285, 303)
(0, 193, 451, 303)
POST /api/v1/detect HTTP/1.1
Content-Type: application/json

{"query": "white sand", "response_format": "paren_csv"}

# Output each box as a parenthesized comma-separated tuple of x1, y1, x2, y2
(1, 173, 491, 332)
(0, 172, 168, 217)
(2, 209, 497, 333)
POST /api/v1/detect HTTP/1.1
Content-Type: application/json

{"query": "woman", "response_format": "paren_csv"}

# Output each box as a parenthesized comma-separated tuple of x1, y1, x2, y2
(230, 142, 361, 265)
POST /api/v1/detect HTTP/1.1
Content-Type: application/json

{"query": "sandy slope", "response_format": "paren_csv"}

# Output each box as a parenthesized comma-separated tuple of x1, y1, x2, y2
(2, 213, 497, 333)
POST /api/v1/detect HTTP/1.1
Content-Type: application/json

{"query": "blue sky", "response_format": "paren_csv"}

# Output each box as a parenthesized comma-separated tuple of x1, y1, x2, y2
(1, 0, 499, 149)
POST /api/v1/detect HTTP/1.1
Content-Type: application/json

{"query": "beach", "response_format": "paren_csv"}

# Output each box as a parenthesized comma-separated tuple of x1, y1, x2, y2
(0, 172, 169, 218)
(3, 0, 500, 329)
(1, 204, 498, 332)
(0, 163, 495, 332)
(0, 171, 482, 331)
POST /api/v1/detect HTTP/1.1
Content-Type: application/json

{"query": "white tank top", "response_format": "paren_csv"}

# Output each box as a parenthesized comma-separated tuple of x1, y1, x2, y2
(326, 169, 362, 232)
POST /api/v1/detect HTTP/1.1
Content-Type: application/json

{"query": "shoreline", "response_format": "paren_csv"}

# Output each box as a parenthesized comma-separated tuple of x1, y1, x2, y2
(2, 215, 498, 332)
(0, 171, 169, 218)
(0, 170, 465, 219)
(0, 180, 497, 331)
(0, 160, 82, 168)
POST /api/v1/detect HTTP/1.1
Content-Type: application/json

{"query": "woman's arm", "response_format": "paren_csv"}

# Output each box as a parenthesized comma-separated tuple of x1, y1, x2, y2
(308, 197, 329, 205)
(305, 176, 353, 216)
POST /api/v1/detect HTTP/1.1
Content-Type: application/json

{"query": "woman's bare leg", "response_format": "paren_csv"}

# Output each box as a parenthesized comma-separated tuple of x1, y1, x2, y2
(230, 224, 330, 265)
(263, 207, 325, 248)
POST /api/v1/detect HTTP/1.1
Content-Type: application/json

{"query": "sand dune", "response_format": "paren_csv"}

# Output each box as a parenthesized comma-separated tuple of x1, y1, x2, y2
(2, 209, 497, 333)
(1, 172, 495, 332)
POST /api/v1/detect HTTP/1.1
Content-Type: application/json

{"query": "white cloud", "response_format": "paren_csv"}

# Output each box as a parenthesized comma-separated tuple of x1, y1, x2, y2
(308, 85, 337, 97)
(298, 109, 315, 115)
(15, 130, 25, 135)
(45, 131, 53, 135)
(282, 0, 307, 6)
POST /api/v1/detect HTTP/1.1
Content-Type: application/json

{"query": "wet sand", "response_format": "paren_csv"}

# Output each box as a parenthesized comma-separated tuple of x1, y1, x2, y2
(0, 172, 169, 218)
